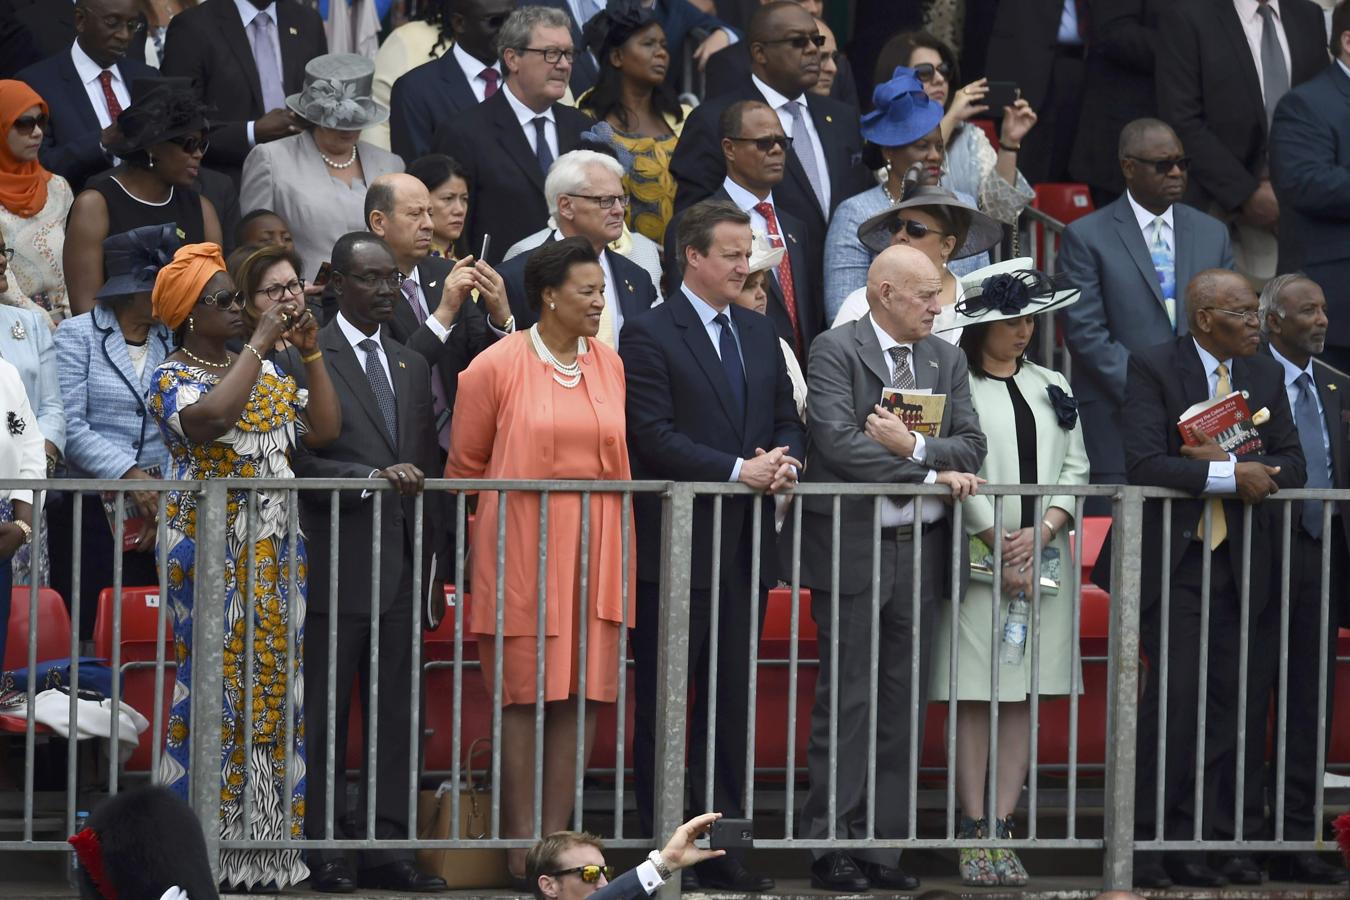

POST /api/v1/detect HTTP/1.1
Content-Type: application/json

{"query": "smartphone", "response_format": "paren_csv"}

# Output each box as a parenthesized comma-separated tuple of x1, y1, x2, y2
(479, 234, 491, 263)
(985, 81, 1020, 111)
(313, 260, 332, 287)
(709, 818, 754, 849)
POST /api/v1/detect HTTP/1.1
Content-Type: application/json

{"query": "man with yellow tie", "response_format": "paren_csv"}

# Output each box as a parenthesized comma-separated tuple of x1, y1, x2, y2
(1096, 268, 1305, 890)
(496, 150, 659, 348)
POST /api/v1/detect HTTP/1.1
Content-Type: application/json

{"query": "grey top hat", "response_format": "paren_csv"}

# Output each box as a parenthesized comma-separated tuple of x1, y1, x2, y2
(285, 53, 389, 130)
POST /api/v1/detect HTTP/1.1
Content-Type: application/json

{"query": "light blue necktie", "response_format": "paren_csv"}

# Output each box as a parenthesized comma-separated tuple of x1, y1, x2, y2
(1149, 217, 1177, 331)
(247, 12, 287, 114)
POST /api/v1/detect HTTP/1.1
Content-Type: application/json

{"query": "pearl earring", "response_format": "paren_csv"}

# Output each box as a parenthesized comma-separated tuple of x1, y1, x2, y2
(549, 302, 556, 310)
(147, 154, 155, 169)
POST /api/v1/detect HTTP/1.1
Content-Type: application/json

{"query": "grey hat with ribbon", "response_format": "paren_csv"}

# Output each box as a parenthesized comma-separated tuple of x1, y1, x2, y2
(286, 53, 389, 130)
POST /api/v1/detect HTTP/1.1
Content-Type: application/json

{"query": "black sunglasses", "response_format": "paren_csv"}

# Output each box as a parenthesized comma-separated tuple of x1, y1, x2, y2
(727, 135, 793, 152)
(11, 114, 48, 136)
(200, 289, 245, 310)
(911, 61, 952, 83)
(760, 33, 826, 50)
(887, 217, 951, 241)
(550, 865, 616, 884)
(172, 134, 210, 155)
(1126, 155, 1191, 176)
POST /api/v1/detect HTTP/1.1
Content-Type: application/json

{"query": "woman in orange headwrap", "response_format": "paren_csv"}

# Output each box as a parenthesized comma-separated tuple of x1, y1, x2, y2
(0, 80, 72, 324)
(145, 243, 340, 891)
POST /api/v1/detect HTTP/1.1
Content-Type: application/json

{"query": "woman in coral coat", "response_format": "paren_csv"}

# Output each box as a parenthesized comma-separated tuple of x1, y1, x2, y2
(446, 237, 636, 880)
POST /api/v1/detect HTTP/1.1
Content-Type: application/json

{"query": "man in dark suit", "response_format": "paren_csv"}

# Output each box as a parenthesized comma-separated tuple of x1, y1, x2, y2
(433, 5, 592, 265)
(1270, 6, 1350, 373)
(2, 0, 147, 77)
(1059, 118, 1234, 506)
(666, 99, 820, 361)
(1253, 275, 1350, 884)
(1156, 0, 1326, 282)
(292, 232, 449, 895)
(159, 0, 327, 184)
(1102, 270, 1304, 889)
(669, 2, 870, 257)
(496, 150, 656, 344)
(388, 0, 513, 164)
(703, 0, 858, 108)
(621, 201, 804, 893)
(15, 0, 156, 190)
(364, 173, 511, 455)
(796, 244, 985, 892)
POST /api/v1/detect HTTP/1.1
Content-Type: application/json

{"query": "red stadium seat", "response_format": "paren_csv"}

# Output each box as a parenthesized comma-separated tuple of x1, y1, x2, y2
(92, 587, 176, 772)
(1, 587, 71, 735)
(1031, 184, 1095, 273)
(972, 118, 1000, 151)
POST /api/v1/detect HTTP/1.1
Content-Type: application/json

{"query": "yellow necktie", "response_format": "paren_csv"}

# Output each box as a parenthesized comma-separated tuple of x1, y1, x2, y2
(1198, 362, 1230, 550)
(596, 295, 617, 348)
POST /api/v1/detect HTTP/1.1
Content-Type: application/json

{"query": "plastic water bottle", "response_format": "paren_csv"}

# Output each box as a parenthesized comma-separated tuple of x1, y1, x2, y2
(1000, 593, 1030, 665)
(68, 810, 88, 888)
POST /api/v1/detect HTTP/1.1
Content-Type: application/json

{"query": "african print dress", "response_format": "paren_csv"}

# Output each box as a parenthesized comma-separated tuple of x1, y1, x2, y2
(147, 360, 310, 890)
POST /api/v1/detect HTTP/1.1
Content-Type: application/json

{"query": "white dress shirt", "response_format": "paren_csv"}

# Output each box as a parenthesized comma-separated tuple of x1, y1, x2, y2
(71, 41, 129, 130)
(722, 176, 775, 240)
(1339, 58, 1350, 80)
(682, 285, 751, 482)
(405, 266, 452, 341)
(1234, 0, 1293, 101)
(1270, 343, 1331, 470)
(751, 74, 831, 211)
(502, 81, 559, 161)
(868, 315, 943, 526)
(336, 311, 395, 391)
(1126, 190, 1174, 253)
(1191, 339, 1239, 494)
(234, 0, 284, 147)
(452, 42, 502, 104)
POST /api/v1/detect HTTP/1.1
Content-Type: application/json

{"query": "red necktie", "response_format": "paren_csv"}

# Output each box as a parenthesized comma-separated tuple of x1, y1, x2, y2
(98, 70, 122, 123)
(481, 68, 500, 99)
(753, 201, 801, 354)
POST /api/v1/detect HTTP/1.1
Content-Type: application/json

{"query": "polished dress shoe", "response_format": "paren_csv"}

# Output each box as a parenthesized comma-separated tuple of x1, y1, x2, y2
(308, 859, 357, 894)
(1218, 855, 1264, 885)
(1163, 859, 1227, 887)
(1270, 852, 1350, 884)
(698, 857, 775, 892)
(680, 867, 701, 891)
(856, 860, 919, 890)
(359, 859, 447, 892)
(810, 851, 871, 892)
(1132, 861, 1172, 889)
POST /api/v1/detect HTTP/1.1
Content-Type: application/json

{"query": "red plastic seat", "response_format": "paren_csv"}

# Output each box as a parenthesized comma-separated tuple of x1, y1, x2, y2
(972, 118, 1000, 151)
(92, 587, 175, 772)
(1, 587, 71, 735)
(1031, 183, 1095, 273)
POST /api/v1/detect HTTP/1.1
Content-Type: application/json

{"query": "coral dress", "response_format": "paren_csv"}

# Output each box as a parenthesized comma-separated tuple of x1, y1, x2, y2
(447, 331, 636, 705)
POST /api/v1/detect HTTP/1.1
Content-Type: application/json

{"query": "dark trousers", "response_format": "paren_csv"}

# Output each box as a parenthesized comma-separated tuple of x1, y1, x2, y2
(1135, 543, 1246, 864)
(304, 581, 416, 870)
(0, 556, 12, 668)
(1017, 52, 1085, 185)
(632, 540, 765, 842)
(48, 493, 159, 640)
(799, 528, 942, 866)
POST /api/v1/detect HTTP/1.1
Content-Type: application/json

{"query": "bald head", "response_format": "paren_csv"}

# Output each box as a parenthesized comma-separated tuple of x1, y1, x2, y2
(365, 173, 435, 269)
(1186, 268, 1262, 360)
(867, 245, 942, 343)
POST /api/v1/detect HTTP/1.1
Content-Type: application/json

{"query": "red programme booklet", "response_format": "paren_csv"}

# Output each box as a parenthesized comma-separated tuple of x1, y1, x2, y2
(1177, 390, 1266, 455)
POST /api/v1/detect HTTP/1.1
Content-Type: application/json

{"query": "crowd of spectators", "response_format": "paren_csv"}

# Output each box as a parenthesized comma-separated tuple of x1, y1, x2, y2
(0, 0, 1347, 893)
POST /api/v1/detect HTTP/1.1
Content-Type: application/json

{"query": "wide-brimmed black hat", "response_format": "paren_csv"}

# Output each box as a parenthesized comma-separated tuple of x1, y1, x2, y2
(583, 0, 660, 56)
(856, 181, 1004, 258)
(108, 77, 211, 157)
(94, 223, 184, 301)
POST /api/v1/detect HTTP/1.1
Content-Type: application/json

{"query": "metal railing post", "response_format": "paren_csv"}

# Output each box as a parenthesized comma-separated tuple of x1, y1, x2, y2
(189, 480, 228, 875)
(654, 482, 694, 900)
(1102, 485, 1143, 889)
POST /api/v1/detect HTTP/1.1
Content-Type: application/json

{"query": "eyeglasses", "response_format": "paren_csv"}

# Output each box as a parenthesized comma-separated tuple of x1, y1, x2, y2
(172, 134, 210, 155)
(200, 290, 245, 310)
(887, 217, 950, 241)
(758, 33, 826, 50)
(911, 61, 952, 83)
(565, 193, 630, 209)
(1125, 155, 1191, 176)
(517, 47, 575, 64)
(336, 269, 407, 290)
(257, 279, 306, 302)
(727, 135, 793, 152)
(11, 114, 48, 136)
(1203, 306, 1261, 326)
(99, 15, 146, 34)
(550, 866, 616, 884)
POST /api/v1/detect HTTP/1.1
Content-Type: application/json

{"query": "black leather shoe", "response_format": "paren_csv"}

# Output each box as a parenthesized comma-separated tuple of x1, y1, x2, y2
(1164, 859, 1228, 887)
(698, 857, 775, 892)
(855, 860, 919, 890)
(359, 860, 447, 892)
(308, 859, 357, 894)
(680, 867, 701, 891)
(1218, 855, 1264, 885)
(1271, 852, 1350, 884)
(810, 851, 871, 892)
(1133, 862, 1172, 889)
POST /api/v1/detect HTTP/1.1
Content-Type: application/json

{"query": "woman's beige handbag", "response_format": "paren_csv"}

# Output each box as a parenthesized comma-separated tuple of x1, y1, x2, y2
(415, 738, 510, 887)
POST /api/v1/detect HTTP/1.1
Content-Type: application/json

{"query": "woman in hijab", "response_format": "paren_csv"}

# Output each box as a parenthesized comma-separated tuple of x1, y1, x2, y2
(146, 243, 339, 891)
(0, 81, 73, 324)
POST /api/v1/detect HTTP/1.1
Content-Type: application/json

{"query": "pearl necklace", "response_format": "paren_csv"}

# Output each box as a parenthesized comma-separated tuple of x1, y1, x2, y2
(319, 146, 358, 170)
(182, 347, 231, 369)
(530, 324, 584, 388)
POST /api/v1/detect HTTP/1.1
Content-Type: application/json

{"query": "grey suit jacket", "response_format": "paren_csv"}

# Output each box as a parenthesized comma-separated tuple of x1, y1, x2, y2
(796, 314, 986, 596)
(1057, 194, 1233, 481)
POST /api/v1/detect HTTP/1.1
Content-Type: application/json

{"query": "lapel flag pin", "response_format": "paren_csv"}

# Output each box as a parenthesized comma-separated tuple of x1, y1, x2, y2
(1330, 383, 1338, 391)
(626, 281, 634, 292)
(398, 360, 406, 368)
(429, 281, 438, 289)
(928, 359, 939, 369)
(289, 26, 298, 35)
(825, 115, 833, 123)
(788, 233, 797, 244)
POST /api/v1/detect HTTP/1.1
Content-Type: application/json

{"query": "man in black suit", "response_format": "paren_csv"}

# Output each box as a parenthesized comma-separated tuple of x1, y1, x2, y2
(388, 0, 513, 164)
(1156, 0, 1326, 281)
(15, 0, 155, 191)
(160, 0, 327, 184)
(1104, 270, 1304, 889)
(666, 100, 820, 362)
(292, 233, 449, 894)
(621, 201, 804, 893)
(363, 173, 511, 456)
(1252, 275, 1350, 884)
(2, 0, 147, 77)
(496, 150, 656, 345)
(703, 0, 858, 108)
(670, 2, 869, 263)
(433, 5, 593, 265)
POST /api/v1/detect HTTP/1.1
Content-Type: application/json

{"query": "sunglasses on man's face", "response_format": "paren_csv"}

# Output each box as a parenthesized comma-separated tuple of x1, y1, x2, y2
(760, 33, 826, 50)
(727, 135, 792, 153)
(172, 134, 210, 155)
(911, 62, 952, 83)
(888, 217, 950, 241)
(550, 865, 616, 884)
(1125, 155, 1191, 176)
(11, 114, 48, 136)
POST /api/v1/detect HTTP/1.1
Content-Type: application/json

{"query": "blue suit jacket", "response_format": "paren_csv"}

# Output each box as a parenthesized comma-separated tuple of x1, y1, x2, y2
(16, 49, 157, 191)
(1056, 194, 1233, 481)
(497, 234, 657, 331)
(591, 868, 651, 900)
(0, 307, 63, 454)
(1270, 63, 1350, 347)
(388, 51, 480, 164)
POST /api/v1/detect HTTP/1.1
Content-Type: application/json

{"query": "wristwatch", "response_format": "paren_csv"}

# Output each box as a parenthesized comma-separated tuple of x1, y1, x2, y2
(647, 850, 671, 881)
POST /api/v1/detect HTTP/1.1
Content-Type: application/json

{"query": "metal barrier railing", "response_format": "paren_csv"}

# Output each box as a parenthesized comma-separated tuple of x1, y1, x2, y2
(0, 478, 1345, 894)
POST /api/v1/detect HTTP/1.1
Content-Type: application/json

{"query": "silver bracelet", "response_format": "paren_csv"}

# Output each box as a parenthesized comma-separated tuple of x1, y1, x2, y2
(647, 850, 671, 881)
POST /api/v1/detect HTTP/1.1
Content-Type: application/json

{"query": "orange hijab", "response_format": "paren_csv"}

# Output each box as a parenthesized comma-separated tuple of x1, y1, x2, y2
(0, 81, 52, 218)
